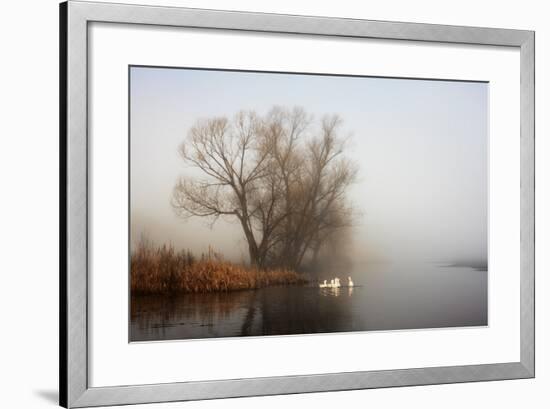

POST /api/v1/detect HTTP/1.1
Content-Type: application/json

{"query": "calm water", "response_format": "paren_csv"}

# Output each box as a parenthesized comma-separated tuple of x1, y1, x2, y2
(130, 262, 487, 341)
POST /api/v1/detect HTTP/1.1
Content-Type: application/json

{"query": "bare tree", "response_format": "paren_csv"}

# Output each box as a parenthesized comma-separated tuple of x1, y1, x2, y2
(266, 113, 357, 270)
(172, 106, 357, 271)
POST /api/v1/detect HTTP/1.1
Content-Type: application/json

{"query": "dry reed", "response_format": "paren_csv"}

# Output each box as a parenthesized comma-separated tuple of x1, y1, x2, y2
(131, 240, 308, 295)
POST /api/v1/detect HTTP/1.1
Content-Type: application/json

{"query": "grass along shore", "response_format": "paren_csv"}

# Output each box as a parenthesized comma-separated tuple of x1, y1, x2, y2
(131, 241, 308, 295)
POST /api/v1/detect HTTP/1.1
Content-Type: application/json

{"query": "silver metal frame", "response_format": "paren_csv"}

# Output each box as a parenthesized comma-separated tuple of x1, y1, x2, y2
(60, 1, 535, 407)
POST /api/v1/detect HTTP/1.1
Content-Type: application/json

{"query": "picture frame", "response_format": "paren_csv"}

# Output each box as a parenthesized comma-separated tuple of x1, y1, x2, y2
(60, 1, 534, 407)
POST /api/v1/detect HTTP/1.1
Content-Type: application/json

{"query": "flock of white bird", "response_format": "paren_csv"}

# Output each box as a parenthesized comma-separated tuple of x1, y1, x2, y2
(319, 276, 354, 288)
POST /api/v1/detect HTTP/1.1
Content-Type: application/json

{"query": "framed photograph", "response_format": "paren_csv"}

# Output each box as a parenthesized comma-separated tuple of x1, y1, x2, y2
(60, 1, 534, 407)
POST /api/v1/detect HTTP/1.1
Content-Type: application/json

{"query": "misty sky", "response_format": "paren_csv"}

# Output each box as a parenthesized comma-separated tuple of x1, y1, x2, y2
(130, 66, 488, 267)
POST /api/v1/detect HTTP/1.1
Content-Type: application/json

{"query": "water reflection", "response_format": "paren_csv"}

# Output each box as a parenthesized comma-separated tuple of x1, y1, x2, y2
(130, 263, 487, 341)
(319, 287, 342, 297)
(317, 286, 355, 297)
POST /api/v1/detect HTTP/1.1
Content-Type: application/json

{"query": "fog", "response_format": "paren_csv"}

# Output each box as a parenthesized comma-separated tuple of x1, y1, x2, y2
(130, 67, 487, 271)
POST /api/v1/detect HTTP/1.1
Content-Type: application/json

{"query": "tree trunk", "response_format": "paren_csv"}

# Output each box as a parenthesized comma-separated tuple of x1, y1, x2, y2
(239, 215, 260, 268)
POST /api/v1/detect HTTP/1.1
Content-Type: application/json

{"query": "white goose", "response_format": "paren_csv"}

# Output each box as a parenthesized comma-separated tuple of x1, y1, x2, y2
(348, 276, 354, 287)
(320, 277, 346, 289)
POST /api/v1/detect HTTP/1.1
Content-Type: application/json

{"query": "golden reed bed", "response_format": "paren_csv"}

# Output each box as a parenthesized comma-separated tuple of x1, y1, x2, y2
(131, 241, 308, 295)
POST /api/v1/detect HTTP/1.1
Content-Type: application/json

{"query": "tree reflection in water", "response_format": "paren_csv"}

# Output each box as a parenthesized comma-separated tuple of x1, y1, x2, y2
(131, 286, 354, 341)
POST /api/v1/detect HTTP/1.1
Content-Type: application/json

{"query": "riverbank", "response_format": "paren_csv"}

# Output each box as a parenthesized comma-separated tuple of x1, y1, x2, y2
(130, 242, 308, 295)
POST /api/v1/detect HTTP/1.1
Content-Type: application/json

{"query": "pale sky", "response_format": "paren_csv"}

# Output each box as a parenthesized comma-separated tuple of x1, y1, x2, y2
(130, 66, 488, 265)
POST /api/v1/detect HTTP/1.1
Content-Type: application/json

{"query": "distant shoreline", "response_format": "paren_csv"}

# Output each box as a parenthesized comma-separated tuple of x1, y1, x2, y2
(443, 261, 488, 271)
